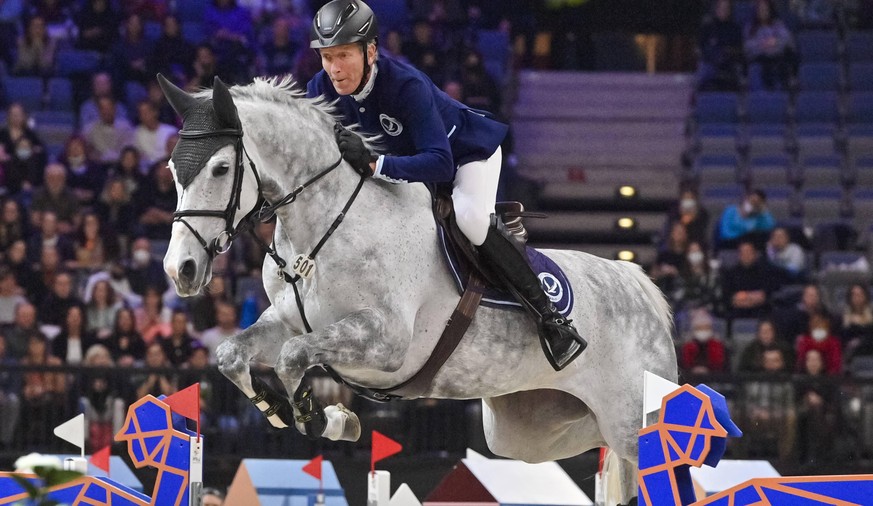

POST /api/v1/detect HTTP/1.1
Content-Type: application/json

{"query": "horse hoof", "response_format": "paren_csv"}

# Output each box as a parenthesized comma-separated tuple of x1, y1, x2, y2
(327, 403, 361, 442)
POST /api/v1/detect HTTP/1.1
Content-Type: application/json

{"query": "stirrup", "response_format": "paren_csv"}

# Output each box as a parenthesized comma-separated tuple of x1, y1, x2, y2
(538, 317, 587, 372)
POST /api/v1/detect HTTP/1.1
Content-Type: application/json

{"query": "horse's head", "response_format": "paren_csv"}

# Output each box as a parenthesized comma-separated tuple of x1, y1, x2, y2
(158, 74, 261, 296)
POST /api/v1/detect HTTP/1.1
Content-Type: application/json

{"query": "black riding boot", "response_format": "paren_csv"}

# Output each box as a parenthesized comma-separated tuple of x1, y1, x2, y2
(478, 221, 587, 371)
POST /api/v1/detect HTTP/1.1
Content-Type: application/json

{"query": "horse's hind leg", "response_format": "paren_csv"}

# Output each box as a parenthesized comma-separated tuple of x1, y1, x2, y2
(275, 308, 398, 442)
(216, 306, 294, 429)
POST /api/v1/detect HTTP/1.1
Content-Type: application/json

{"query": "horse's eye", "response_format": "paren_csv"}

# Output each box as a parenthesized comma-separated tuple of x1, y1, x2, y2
(213, 163, 230, 177)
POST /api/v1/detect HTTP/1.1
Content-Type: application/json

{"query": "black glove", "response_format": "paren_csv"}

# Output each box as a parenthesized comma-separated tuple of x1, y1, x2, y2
(334, 123, 375, 177)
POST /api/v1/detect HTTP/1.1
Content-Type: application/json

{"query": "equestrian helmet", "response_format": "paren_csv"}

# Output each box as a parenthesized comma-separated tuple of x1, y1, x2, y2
(310, 0, 379, 49)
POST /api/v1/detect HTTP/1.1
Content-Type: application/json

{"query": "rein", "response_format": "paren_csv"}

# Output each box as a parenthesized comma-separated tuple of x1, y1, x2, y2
(174, 123, 364, 333)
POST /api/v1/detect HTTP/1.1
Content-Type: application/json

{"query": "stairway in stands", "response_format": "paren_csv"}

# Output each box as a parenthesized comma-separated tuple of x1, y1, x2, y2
(511, 71, 694, 265)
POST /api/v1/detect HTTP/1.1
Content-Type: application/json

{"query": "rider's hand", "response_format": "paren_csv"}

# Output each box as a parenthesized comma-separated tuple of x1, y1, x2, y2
(334, 123, 375, 178)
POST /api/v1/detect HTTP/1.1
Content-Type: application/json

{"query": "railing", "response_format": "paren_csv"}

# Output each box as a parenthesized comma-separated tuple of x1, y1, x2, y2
(2, 365, 873, 473)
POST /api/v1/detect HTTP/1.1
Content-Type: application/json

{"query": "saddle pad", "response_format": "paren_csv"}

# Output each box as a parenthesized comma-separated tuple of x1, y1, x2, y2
(437, 225, 575, 317)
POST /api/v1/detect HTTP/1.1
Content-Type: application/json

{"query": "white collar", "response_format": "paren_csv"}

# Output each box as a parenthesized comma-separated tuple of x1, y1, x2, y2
(353, 62, 378, 102)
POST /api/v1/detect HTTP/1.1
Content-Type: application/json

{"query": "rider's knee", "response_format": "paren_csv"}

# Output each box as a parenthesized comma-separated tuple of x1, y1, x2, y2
(454, 205, 490, 246)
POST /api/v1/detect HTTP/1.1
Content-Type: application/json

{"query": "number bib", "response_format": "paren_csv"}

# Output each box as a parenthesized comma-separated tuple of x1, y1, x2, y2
(291, 254, 316, 280)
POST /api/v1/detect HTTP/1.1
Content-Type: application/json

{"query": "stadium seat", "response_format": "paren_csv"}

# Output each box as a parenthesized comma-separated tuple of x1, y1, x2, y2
(46, 77, 74, 112)
(174, 0, 210, 22)
(756, 186, 793, 220)
(849, 63, 873, 92)
(852, 187, 873, 231)
(802, 187, 846, 225)
(367, 0, 410, 37)
(2, 76, 44, 111)
(54, 48, 102, 77)
(693, 92, 740, 155)
(732, 0, 756, 27)
(850, 356, 873, 379)
(743, 91, 790, 155)
(696, 153, 741, 186)
(800, 154, 847, 189)
(846, 32, 873, 62)
(797, 62, 843, 92)
(796, 30, 841, 63)
(32, 110, 75, 153)
(854, 156, 873, 186)
(847, 92, 873, 156)
(144, 20, 162, 41)
(749, 154, 792, 186)
(125, 81, 147, 111)
(476, 30, 511, 85)
(793, 91, 841, 156)
(182, 22, 206, 44)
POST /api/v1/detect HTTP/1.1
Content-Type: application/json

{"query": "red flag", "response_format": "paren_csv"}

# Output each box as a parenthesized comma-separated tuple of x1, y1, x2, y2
(164, 383, 201, 439)
(91, 445, 110, 474)
(302, 455, 323, 481)
(371, 431, 402, 472)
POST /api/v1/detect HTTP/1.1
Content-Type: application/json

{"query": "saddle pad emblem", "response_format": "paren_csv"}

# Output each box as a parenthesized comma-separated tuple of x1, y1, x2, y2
(380, 114, 403, 136)
(538, 272, 564, 303)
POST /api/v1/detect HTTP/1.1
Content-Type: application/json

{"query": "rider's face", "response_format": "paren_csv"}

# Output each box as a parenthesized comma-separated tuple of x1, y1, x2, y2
(320, 43, 376, 96)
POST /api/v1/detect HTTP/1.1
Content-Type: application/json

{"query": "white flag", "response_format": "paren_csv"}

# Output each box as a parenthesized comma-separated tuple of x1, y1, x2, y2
(54, 414, 85, 456)
(642, 371, 680, 428)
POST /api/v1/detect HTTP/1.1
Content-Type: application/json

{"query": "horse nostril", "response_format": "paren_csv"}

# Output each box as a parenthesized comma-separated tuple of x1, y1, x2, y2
(180, 259, 197, 281)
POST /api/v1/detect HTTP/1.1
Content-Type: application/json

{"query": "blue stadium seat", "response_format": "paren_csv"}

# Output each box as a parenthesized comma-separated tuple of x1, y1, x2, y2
(182, 22, 206, 44)
(2, 76, 44, 111)
(796, 30, 841, 63)
(696, 153, 740, 186)
(849, 63, 873, 92)
(847, 92, 873, 156)
(797, 62, 843, 92)
(749, 154, 791, 186)
(800, 154, 845, 189)
(693, 92, 740, 154)
(54, 49, 102, 77)
(476, 30, 511, 85)
(32, 110, 75, 150)
(846, 32, 873, 62)
(144, 20, 162, 41)
(46, 77, 74, 112)
(174, 0, 210, 22)
(855, 155, 873, 186)
(756, 185, 793, 219)
(853, 187, 873, 230)
(802, 187, 845, 224)
(794, 91, 841, 156)
(744, 91, 790, 155)
(125, 81, 147, 112)
(367, 0, 410, 37)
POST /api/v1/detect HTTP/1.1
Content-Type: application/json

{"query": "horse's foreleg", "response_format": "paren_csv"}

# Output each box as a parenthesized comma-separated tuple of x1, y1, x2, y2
(275, 308, 394, 442)
(215, 307, 294, 429)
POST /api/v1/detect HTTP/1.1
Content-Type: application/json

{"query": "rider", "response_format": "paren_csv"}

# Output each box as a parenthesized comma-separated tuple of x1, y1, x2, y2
(306, 0, 586, 371)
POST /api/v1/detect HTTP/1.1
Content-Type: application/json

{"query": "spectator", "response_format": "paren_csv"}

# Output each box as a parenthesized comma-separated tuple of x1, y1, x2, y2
(187, 275, 229, 332)
(122, 0, 169, 21)
(382, 30, 409, 63)
(774, 283, 835, 344)
(28, 0, 73, 40)
(79, 344, 125, 452)
(720, 241, 781, 319)
(292, 42, 322, 85)
(675, 241, 718, 313)
(795, 312, 842, 375)
(125, 237, 169, 297)
(0, 333, 21, 450)
(149, 15, 195, 83)
(5, 240, 35, 296)
(52, 305, 96, 365)
(79, 73, 129, 129)
(795, 348, 838, 465)
(743, 0, 796, 90)
(94, 178, 137, 248)
(459, 49, 501, 115)
(31, 245, 65, 308)
(111, 13, 153, 84)
(180, 342, 213, 421)
(61, 136, 105, 206)
(403, 20, 448, 85)
(257, 16, 300, 77)
(20, 332, 67, 447)
(161, 310, 198, 366)
(738, 318, 794, 372)
(0, 199, 28, 261)
(186, 44, 220, 91)
(0, 265, 27, 328)
(716, 189, 775, 250)
(84, 279, 121, 340)
(1, 103, 47, 194)
(740, 348, 796, 461)
(109, 307, 146, 365)
(13, 15, 56, 76)
(697, 0, 744, 91)
(200, 300, 241, 362)
(789, 0, 835, 29)
(653, 222, 690, 304)
(83, 97, 136, 163)
(133, 101, 178, 168)
(665, 188, 710, 247)
(26, 210, 74, 265)
(442, 79, 464, 101)
(109, 146, 146, 193)
(0, 0, 24, 67)
(75, 0, 120, 53)
(133, 163, 176, 240)
(71, 211, 120, 273)
(201, 488, 225, 506)
(679, 309, 727, 374)
(235, 220, 275, 277)
(133, 342, 177, 400)
(5, 302, 41, 359)
(135, 286, 171, 344)
(39, 270, 84, 328)
(204, 0, 255, 82)
(145, 78, 178, 126)
(30, 165, 80, 233)
(766, 226, 806, 280)
(842, 284, 873, 361)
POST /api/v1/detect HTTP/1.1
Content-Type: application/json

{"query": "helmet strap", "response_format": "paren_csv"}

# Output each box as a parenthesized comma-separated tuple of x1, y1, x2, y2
(352, 41, 373, 95)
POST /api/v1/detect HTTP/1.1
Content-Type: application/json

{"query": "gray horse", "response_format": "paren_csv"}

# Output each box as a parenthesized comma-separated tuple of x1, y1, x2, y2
(159, 75, 678, 505)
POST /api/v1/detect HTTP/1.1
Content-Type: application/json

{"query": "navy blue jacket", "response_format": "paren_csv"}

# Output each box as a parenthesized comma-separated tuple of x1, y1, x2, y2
(307, 55, 508, 184)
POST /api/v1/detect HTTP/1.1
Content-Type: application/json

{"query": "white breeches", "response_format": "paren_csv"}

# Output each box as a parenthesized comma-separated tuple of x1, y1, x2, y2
(452, 146, 502, 246)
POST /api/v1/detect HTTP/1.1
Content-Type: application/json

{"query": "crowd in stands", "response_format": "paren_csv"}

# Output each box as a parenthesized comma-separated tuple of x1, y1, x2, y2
(0, 0, 519, 453)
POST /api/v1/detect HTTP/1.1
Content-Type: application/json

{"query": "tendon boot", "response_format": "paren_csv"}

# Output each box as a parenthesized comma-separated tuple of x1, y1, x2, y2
(478, 219, 587, 371)
(292, 383, 327, 439)
(249, 375, 296, 428)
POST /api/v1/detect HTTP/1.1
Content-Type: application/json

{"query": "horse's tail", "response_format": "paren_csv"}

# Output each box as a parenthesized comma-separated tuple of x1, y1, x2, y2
(618, 260, 673, 336)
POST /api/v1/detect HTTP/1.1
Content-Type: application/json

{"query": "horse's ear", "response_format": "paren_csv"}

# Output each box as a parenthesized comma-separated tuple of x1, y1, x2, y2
(212, 76, 240, 130)
(157, 73, 197, 118)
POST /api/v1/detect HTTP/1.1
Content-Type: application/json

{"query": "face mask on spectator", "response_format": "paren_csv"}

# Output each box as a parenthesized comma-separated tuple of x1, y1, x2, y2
(133, 249, 151, 266)
(742, 200, 754, 214)
(16, 148, 32, 160)
(693, 329, 713, 341)
(688, 251, 704, 265)
(812, 328, 828, 341)
(680, 198, 697, 212)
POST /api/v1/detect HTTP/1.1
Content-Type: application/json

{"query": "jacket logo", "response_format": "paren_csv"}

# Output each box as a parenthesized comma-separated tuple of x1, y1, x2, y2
(538, 273, 563, 303)
(379, 114, 403, 136)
